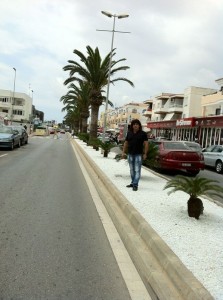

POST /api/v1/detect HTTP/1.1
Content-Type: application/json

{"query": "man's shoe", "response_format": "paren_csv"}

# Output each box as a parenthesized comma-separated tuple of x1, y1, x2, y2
(133, 186, 138, 191)
(126, 184, 133, 188)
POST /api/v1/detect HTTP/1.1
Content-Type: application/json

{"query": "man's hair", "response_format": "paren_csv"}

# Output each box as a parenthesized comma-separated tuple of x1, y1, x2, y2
(129, 119, 142, 132)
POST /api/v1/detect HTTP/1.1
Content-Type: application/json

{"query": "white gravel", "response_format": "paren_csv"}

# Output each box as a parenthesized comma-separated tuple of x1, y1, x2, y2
(76, 139, 223, 300)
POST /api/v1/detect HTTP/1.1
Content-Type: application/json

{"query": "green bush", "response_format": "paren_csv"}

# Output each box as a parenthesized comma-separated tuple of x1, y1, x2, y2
(78, 133, 90, 143)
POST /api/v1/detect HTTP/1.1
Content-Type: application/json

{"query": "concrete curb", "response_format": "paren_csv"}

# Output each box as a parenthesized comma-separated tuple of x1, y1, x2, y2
(73, 139, 214, 300)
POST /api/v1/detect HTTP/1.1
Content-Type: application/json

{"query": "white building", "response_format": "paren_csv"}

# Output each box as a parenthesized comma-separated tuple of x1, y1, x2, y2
(0, 89, 32, 124)
(151, 86, 217, 122)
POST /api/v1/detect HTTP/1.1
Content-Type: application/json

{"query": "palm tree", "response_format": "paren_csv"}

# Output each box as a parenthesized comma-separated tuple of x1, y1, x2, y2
(143, 142, 159, 168)
(60, 82, 91, 133)
(63, 108, 81, 134)
(163, 176, 223, 219)
(97, 140, 117, 157)
(63, 45, 134, 140)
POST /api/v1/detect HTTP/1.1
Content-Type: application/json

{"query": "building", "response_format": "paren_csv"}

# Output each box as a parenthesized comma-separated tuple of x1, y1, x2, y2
(201, 78, 223, 117)
(147, 86, 220, 146)
(148, 83, 223, 147)
(0, 89, 32, 124)
(99, 102, 148, 132)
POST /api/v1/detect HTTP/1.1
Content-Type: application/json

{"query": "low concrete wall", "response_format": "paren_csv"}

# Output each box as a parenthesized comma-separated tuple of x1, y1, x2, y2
(73, 139, 214, 300)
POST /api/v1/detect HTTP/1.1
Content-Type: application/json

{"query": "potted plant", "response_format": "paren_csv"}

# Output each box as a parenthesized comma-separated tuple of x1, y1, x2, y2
(163, 176, 223, 220)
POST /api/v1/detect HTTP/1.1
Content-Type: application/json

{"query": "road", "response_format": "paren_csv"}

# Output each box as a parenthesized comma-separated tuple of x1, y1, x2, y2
(0, 134, 132, 299)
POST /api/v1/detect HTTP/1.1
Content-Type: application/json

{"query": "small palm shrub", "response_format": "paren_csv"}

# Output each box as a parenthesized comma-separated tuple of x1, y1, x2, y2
(97, 140, 116, 157)
(88, 138, 100, 150)
(163, 176, 223, 219)
(143, 142, 159, 168)
(78, 133, 90, 144)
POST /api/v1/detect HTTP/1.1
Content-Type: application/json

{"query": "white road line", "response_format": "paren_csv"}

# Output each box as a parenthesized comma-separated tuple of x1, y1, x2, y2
(0, 154, 8, 158)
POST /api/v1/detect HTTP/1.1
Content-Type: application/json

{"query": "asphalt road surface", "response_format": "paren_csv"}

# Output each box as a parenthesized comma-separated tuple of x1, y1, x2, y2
(0, 134, 132, 299)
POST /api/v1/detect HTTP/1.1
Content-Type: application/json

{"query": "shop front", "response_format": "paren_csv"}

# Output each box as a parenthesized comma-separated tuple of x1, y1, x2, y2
(147, 116, 223, 147)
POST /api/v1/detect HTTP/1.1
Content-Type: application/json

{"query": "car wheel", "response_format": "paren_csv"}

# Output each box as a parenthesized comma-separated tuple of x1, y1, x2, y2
(10, 141, 14, 150)
(215, 160, 223, 173)
(25, 139, 28, 144)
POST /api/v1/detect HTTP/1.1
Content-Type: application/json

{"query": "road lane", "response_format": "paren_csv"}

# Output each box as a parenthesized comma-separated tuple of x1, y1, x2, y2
(0, 135, 132, 299)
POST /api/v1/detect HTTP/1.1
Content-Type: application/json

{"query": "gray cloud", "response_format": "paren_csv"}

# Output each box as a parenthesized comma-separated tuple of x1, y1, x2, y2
(0, 0, 222, 121)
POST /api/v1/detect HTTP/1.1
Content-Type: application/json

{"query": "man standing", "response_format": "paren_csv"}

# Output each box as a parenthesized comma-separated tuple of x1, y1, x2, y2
(122, 119, 148, 191)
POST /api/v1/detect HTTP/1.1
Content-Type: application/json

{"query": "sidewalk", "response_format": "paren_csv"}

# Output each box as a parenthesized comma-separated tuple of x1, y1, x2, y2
(75, 138, 223, 300)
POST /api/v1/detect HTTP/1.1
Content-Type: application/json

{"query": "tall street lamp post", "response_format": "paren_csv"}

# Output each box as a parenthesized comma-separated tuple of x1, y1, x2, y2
(11, 67, 16, 123)
(30, 89, 34, 133)
(97, 11, 129, 142)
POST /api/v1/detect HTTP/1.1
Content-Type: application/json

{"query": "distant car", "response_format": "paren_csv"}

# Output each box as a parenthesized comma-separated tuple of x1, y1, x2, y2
(0, 126, 21, 150)
(60, 129, 66, 134)
(8, 125, 28, 145)
(48, 127, 55, 134)
(150, 140, 205, 176)
(202, 145, 223, 173)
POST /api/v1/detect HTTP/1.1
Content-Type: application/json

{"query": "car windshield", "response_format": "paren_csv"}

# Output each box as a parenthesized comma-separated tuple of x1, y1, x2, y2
(12, 127, 23, 133)
(184, 142, 201, 151)
(163, 142, 189, 150)
(0, 127, 13, 134)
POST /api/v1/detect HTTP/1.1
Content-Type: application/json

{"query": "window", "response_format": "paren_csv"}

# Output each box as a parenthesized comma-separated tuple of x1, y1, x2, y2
(13, 110, 24, 116)
(0, 97, 9, 103)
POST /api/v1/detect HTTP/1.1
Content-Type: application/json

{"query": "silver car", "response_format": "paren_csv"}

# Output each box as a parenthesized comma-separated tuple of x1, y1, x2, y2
(202, 145, 223, 173)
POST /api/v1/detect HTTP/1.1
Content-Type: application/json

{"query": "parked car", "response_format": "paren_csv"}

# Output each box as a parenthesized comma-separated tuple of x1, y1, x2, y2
(202, 145, 223, 173)
(0, 126, 21, 150)
(8, 125, 28, 145)
(60, 129, 66, 134)
(182, 141, 202, 152)
(149, 140, 205, 176)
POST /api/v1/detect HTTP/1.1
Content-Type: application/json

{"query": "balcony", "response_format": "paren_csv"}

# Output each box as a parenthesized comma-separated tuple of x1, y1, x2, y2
(143, 109, 153, 117)
(168, 104, 183, 113)
(153, 106, 169, 114)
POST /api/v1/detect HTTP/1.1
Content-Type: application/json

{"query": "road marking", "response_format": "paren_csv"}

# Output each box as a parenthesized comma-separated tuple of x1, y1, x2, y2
(71, 142, 151, 300)
(0, 154, 8, 158)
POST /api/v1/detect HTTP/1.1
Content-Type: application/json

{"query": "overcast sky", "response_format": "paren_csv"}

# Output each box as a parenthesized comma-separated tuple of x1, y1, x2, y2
(0, 0, 222, 122)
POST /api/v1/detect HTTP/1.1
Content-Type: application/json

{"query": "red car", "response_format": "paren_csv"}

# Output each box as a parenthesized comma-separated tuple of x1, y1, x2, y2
(151, 140, 205, 176)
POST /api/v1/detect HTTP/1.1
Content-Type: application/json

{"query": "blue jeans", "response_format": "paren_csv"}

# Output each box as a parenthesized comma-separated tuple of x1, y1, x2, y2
(128, 154, 142, 187)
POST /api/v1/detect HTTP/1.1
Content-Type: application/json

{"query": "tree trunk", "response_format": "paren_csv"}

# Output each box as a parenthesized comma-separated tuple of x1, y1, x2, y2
(103, 150, 109, 157)
(81, 111, 89, 133)
(89, 104, 100, 140)
(187, 196, 204, 220)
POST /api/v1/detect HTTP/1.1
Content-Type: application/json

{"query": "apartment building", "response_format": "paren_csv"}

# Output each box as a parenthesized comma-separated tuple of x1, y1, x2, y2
(0, 89, 32, 124)
(201, 78, 223, 117)
(148, 83, 223, 147)
(99, 102, 148, 132)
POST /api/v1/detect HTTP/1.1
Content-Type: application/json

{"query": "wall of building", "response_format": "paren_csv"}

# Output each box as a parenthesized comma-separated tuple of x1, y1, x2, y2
(185, 86, 217, 118)
(0, 89, 32, 123)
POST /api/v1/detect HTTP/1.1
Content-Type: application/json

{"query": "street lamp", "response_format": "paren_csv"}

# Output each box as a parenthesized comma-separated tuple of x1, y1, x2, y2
(11, 67, 16, 123)
(31, 89, 34, 120)
(98, 11, 129, 141)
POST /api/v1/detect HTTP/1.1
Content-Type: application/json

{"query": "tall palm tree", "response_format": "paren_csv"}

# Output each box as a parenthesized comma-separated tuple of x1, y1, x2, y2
(163, 176, 223, 219)
(63, 45, 134, 140)
(61, 82, 91, 133)
(63, 108, 81, 134)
